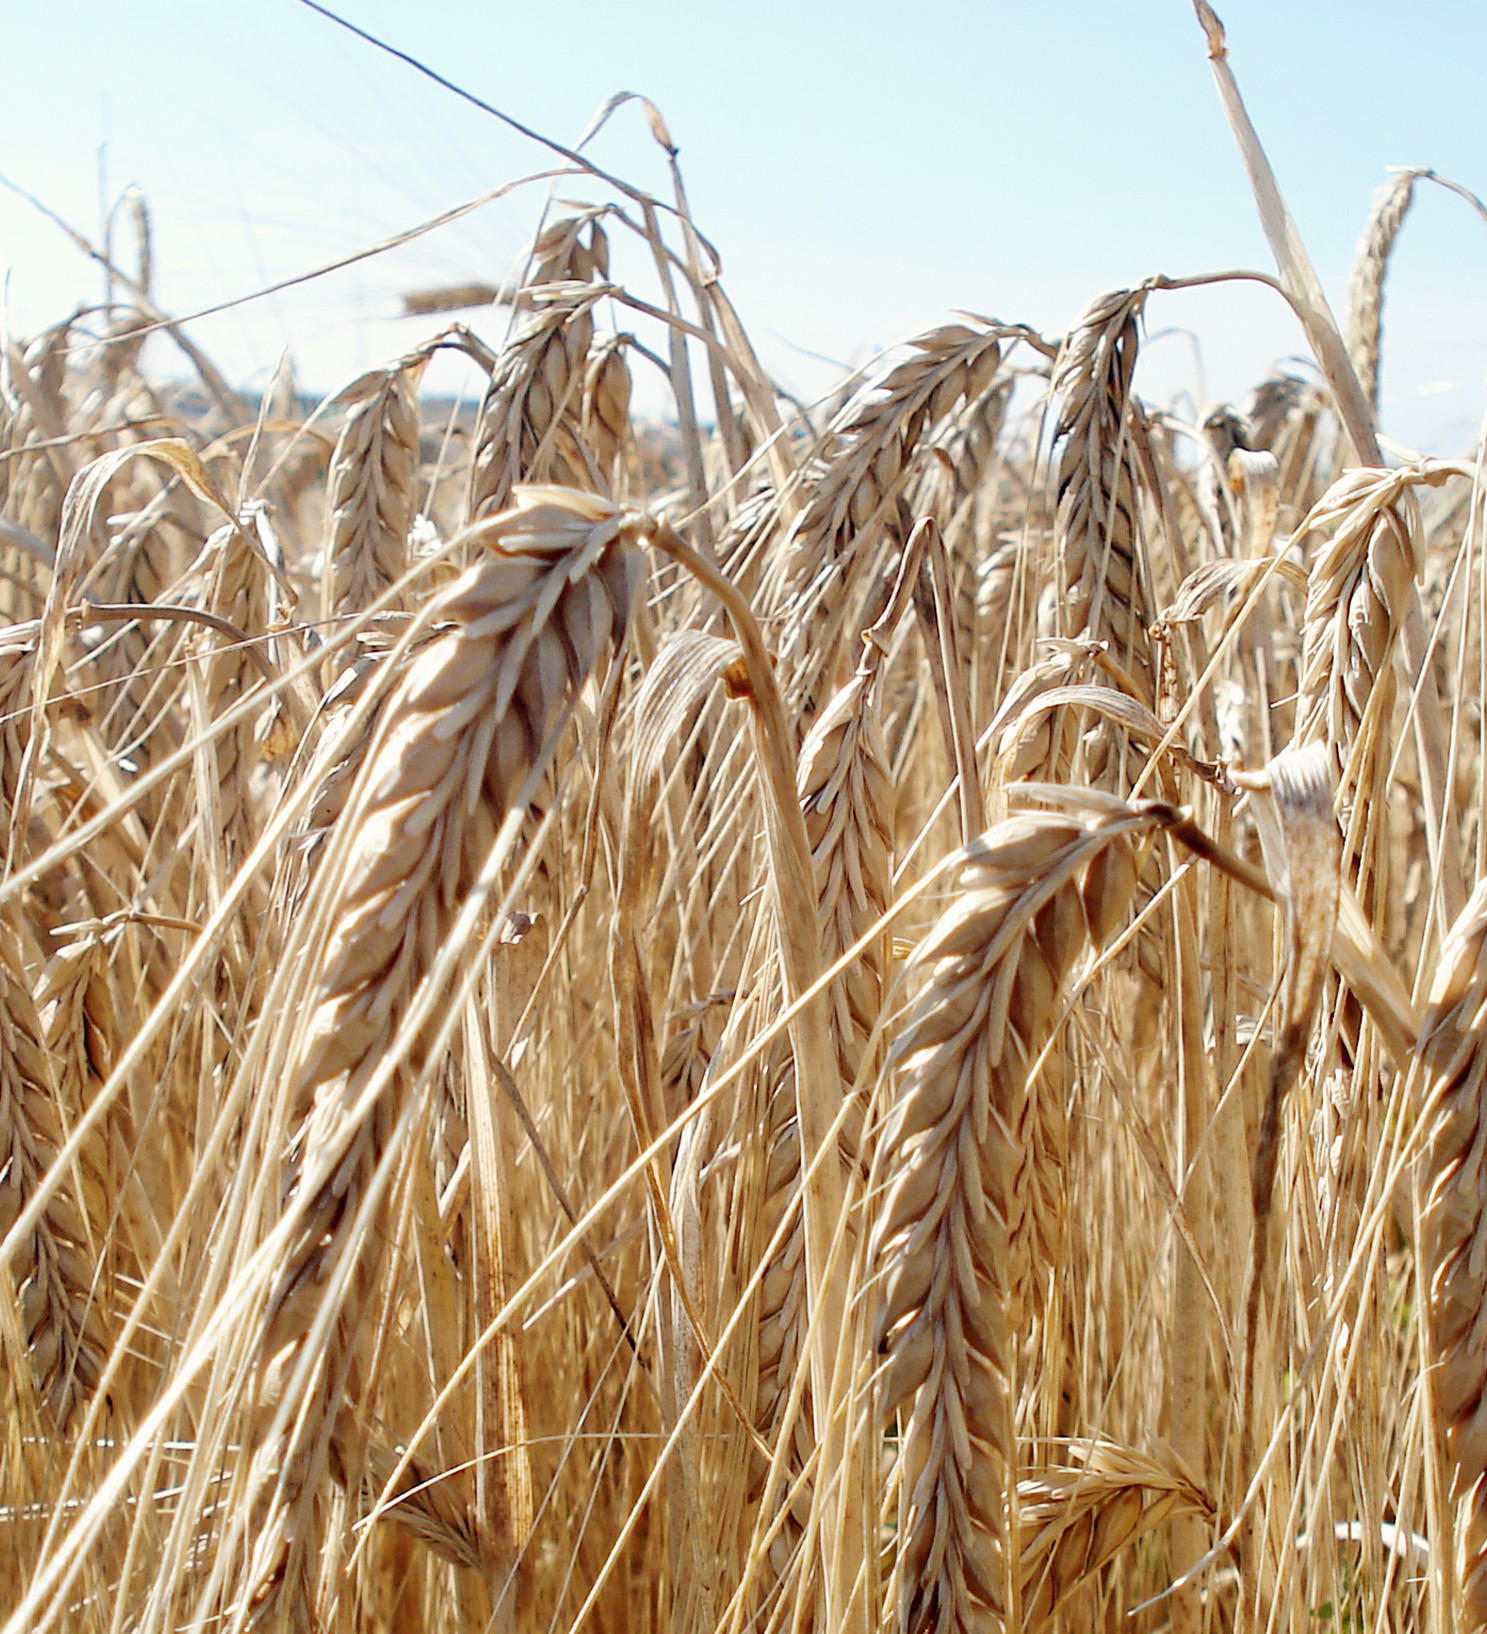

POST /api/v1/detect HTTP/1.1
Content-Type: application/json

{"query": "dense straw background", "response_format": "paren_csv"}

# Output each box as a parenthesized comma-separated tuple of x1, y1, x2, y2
(2, 4, 1487, 1632)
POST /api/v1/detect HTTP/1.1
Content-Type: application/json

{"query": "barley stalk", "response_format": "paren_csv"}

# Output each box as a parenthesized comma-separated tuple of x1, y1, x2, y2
(750, 612, 898, 1611)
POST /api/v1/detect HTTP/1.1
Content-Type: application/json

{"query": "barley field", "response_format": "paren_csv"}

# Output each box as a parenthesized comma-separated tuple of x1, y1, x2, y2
(2, 7, 1486, 1633)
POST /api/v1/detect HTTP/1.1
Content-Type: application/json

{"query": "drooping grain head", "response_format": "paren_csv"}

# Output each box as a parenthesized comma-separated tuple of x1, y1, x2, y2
(1345, 170, 1419, 416)
(1051, 288, 1154, 709)
(871, 799, 1158, 1634)
(241, 487, 650, 1624)
(0, 923, 108, 1426)
(775, 322, 1003, 700)
(1418, 878, 1487, 1630)
(321, 360, 422, 622)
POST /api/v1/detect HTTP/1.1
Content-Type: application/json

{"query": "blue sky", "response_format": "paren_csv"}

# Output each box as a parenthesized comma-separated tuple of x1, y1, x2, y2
(5, 0, 1487, 449)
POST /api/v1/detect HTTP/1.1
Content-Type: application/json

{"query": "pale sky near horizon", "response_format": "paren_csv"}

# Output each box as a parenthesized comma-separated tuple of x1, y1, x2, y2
(4, 0, 1486, 450)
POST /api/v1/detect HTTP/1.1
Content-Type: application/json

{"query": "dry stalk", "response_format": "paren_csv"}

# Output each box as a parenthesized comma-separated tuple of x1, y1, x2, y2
(749, 598, 899, 1612)
(647, 518, 871, 1634)
(1232, 743, 1342, 1624)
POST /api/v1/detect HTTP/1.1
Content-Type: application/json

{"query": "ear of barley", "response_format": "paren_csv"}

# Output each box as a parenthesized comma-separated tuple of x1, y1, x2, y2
(1246, 372, 1334, 522)
(659, 993, 729, 1124)
(239, 487, 648, 1624)
(524, 213, 609, 292)
(1228, 445, 1282, 558)
(4, 327, 72, 548)
(0, 920, 108, 1426)
(468, 291, 600, 523)
(1345, 170, 1420, 418)
(467, 220, 610, 525)
(989, 641, 1101, 786)
(871, 798, 1164, 1634)
(797, 662, 896, 1115)
(1051, 289, 1155, 712)
(917, 380, 1023, 751)
(1195, 404, 1249, 554)
(774, 322, 1003, 697)
(41, 442, 230, 848)
(937, 373, 1017, 515)
(0, 382, 14, 517)
(1017, 1440, 1214, 1627)
(180, 518, 277, 884)
(1294, 465, 1425, 761)
(34, 929, 153, 1381)
(1245, 372, 1303, 454)
(1291, 461, 1464, 932)
(0, 629, 38, 842)
(1418, 878, 1487, 1630)
(321, 359, 422, 624)
(582, 336, 633, 487)
(973, 532, 1040, 728)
